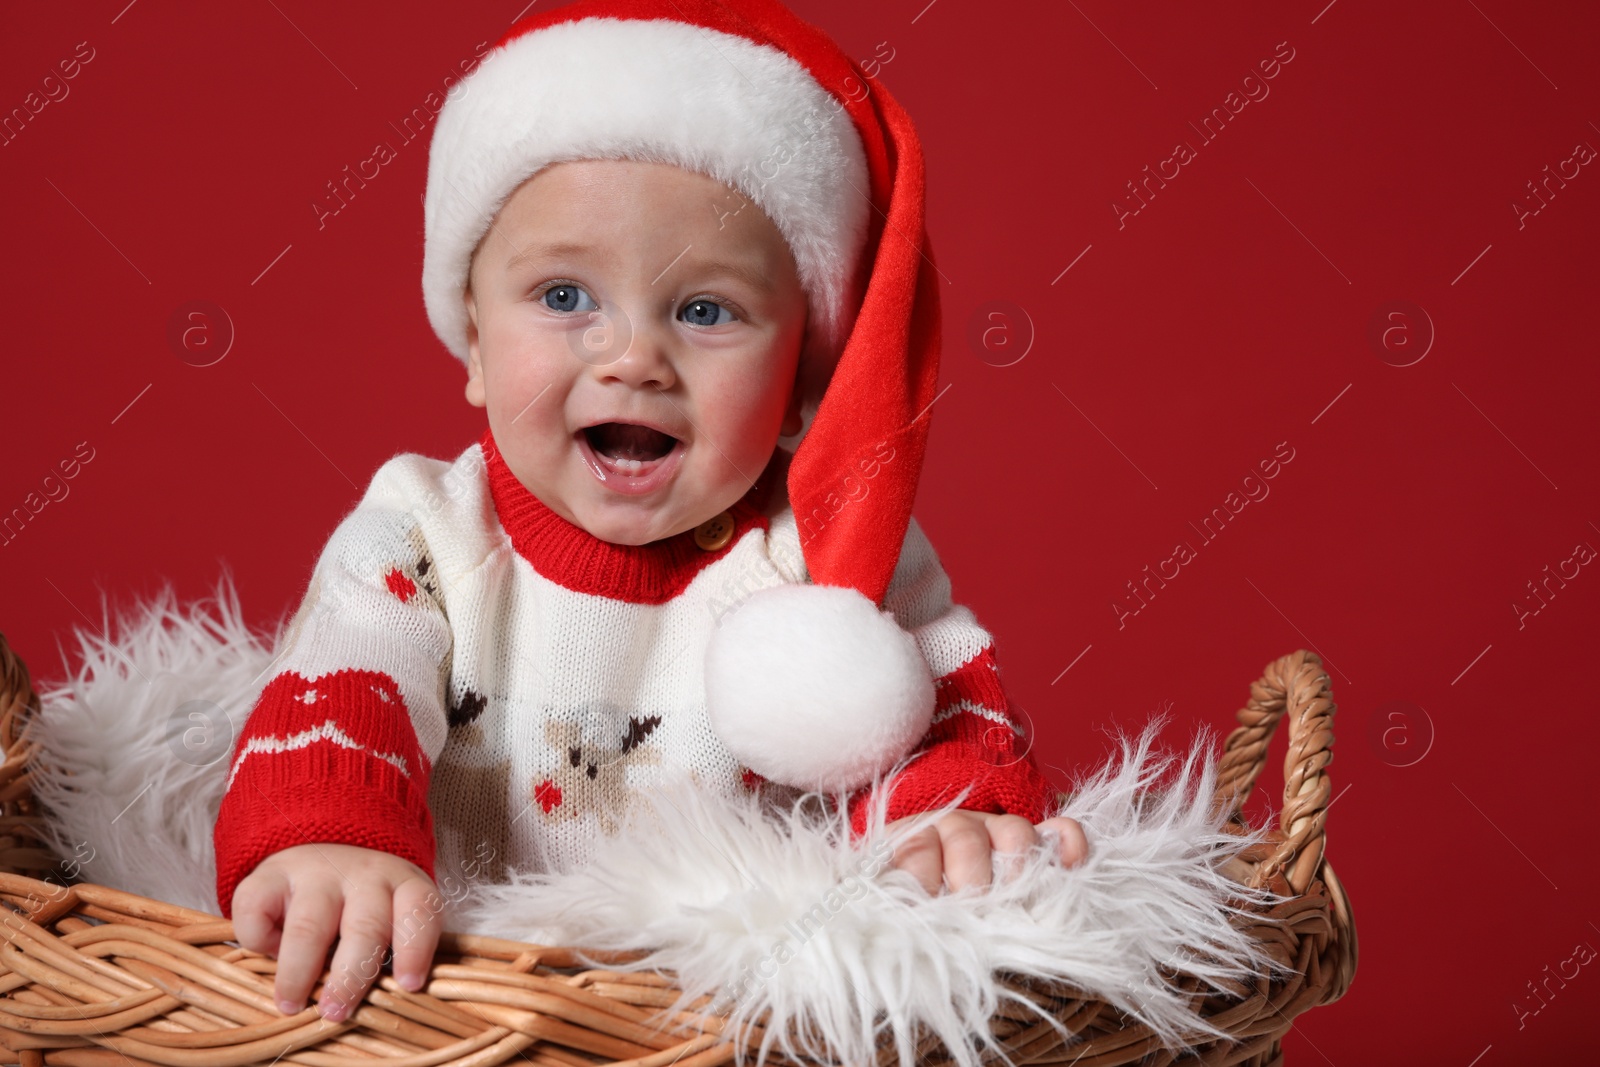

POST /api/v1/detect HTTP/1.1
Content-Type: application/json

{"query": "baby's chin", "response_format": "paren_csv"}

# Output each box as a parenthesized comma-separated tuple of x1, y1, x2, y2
(574, 500, 715, 546)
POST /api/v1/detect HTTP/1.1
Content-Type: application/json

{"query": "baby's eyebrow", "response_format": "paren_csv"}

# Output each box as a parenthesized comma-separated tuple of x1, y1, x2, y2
(687, 258, 774, 295)
(504, 241, 603, 272)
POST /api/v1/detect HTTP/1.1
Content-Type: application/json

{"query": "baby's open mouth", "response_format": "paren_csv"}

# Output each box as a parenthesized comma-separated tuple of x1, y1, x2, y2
(576, 421, 686, 494)
(581, 422, 679, 466)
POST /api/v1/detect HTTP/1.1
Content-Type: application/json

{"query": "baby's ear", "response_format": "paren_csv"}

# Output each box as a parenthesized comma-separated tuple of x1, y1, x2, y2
(462, 287, 487, 408)
(780, 339, 810, 439)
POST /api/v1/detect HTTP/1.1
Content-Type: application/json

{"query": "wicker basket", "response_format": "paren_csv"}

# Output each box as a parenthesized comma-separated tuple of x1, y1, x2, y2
(0, 632, 1355, 1066)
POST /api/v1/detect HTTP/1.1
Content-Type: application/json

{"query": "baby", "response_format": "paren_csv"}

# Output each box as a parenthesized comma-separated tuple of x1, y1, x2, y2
(213, 0, 1087, 1026)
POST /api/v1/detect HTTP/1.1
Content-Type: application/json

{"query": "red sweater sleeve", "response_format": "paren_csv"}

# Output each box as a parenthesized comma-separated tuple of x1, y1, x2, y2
(838, 517, 1061, 838)
(214, 488, 453, 918)
(844, 644, 1058, 837)
(213, 668, 439, 916)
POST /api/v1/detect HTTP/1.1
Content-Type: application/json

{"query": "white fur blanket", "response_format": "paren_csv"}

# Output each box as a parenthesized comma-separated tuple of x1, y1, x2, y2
(26, 575, 1291, 1067)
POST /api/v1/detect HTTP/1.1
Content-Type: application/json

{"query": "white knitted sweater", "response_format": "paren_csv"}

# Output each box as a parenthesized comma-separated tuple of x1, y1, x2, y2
(212, 428, 1058, 914)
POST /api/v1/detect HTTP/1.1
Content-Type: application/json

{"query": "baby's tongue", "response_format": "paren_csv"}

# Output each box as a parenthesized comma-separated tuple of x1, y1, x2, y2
(590, 422, 675, 461)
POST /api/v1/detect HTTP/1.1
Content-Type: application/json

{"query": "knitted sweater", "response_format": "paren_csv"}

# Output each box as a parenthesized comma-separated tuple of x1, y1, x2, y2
(212, 427, 1060, 916)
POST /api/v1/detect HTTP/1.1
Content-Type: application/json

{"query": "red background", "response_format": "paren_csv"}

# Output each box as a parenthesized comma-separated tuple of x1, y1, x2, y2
(4, 0, 1597, 1060)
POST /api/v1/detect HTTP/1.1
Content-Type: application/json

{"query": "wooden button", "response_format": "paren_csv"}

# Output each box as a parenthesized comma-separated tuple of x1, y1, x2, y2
(693, 510, 735, 551)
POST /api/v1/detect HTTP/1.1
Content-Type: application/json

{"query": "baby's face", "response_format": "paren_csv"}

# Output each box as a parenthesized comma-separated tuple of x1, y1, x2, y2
(462, 158, 808, 546)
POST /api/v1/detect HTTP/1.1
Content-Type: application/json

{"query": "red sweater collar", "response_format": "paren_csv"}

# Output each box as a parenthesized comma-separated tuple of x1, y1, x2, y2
(480, 427, 781, 604)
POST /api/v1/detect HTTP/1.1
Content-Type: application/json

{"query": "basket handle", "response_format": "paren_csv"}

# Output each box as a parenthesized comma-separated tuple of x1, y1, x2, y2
(1213, 649, 1336, 894)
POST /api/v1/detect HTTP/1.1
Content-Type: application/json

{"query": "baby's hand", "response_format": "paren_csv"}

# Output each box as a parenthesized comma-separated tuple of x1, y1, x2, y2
(883, 812, 1088, 895)
(229, 843, 443, 1021)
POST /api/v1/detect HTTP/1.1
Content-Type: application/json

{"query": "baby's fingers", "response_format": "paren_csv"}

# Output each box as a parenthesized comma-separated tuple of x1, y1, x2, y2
(318, 888, 394, 1021)
(886, 823, 944, 896)
(1037, 816, 1089, 868)
(984, 813, 1038, 885)
(273, 885, 341, 1015)
(230, 869, 288, 959)
(389, 879, 443, 993)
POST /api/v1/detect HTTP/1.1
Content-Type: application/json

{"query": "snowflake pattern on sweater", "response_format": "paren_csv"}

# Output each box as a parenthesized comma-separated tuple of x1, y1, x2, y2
(212, 428, 1060, 915)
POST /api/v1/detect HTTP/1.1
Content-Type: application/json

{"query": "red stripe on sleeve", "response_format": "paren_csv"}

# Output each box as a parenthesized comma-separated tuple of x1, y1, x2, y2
(213, 669, 437, 917)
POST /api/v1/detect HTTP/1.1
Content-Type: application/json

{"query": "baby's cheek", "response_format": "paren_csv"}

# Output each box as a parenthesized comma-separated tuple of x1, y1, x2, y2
(714, 397, 779, 455)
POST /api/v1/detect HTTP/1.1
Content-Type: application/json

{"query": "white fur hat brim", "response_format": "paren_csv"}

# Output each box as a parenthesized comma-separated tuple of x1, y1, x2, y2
(422, 15, 871, 375)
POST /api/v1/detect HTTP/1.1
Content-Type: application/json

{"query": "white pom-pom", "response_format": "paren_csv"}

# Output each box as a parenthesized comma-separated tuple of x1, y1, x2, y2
(704, 583, 935, 794)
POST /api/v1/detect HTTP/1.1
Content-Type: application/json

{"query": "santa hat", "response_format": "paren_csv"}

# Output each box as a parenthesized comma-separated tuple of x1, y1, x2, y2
(423, 0, 943, 795)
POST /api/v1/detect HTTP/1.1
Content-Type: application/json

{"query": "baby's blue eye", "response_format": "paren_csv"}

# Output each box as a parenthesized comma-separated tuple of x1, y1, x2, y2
(681, 299, 735, 327)
(542, 284, 597, 313)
